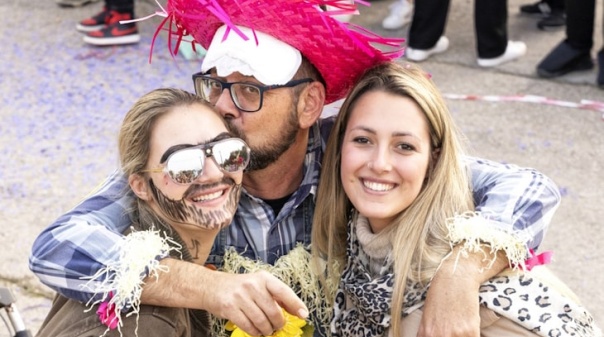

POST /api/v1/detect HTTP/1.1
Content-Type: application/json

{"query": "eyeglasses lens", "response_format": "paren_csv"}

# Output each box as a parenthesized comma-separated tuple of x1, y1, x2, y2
(166, 149, 204, 184)
(200, 78, 261, 112)
(200, 78, 220, 102)
(231, 84, 261, 112)
(213, 140, 251, 172)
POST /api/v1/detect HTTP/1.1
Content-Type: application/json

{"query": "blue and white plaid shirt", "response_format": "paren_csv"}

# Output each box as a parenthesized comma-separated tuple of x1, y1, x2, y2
(29, 116, 561, 303)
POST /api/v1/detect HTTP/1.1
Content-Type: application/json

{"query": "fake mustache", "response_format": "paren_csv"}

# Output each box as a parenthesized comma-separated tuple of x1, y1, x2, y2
(183, 176, 237, 200)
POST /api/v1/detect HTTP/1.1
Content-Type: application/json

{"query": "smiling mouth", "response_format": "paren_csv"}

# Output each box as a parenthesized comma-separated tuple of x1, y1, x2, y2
(191, 189, 225, 202)
(363, 179, 395, 192)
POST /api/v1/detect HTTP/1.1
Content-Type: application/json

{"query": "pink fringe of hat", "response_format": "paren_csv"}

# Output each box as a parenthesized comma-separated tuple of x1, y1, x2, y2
(158, 0, 405, 103)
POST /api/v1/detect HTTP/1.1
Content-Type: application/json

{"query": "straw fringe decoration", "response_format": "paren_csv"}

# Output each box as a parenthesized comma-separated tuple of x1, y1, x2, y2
(446, 211, 529, 271)
(81, 230, 181, 337)
(212, 244, 328, 337)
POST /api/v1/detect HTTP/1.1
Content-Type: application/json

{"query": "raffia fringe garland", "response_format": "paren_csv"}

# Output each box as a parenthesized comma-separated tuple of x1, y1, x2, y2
(212, 244, 329, 337)
(445, 211, 529, 271)
(81, 229, 180, 336)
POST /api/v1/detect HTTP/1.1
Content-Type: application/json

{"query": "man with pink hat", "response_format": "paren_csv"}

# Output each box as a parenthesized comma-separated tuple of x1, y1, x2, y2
(30, 0, 561, 336)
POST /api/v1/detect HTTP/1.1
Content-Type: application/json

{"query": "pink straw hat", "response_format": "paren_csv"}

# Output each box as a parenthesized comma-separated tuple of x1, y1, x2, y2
(158, 0, 405, 103)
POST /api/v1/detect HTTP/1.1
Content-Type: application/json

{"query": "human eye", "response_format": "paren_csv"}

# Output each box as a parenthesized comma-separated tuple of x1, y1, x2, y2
(208, 79, 222, 90)
(234, 84, 261, 106)
(203, 79, 222, 95)
(241, 84, 260, 96)
(395, 142, 416, 152)
(352, 136, 371, 145)
(201, 80, 223, 102)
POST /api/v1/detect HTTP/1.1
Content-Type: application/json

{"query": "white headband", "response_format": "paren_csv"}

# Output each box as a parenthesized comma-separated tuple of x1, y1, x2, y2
(201, 25, 302, 85)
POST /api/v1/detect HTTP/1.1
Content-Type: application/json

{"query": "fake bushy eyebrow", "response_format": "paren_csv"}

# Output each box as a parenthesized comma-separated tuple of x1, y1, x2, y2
(159, 132, 232, 163)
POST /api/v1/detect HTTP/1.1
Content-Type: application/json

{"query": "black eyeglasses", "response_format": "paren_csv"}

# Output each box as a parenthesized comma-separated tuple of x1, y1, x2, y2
(142, 138, 251, 185)
(192, 73, 313, 112)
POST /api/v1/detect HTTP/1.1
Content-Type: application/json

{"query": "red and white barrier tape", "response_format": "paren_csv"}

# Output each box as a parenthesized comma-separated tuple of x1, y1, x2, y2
(443, 94, 604, 120)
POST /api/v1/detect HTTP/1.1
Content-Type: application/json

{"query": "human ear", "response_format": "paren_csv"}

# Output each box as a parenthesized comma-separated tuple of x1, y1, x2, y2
(432, 147, 441, 162)
(424, 147, 441, 185)
(428, 147, 441, 174)
(297, 81, 326, 129)
(129, 173, 152, 201)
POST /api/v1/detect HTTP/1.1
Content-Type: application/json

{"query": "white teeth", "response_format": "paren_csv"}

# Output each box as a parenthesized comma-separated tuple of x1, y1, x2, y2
(192, 190, 223, 202)
(363, 180, 394, 192)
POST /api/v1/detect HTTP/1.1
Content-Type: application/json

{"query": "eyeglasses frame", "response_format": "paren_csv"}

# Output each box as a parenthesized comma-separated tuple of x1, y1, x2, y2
(192, 73, 313, 112)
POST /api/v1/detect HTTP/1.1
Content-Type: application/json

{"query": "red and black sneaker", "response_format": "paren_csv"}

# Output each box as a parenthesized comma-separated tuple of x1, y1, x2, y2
(76, 7, 110, 32)
(83, 11, 140, 46)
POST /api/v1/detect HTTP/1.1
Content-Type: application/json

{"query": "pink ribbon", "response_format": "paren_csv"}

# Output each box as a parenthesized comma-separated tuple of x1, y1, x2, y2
(523, 249, 553, 271)
(96, 292, 119, 330)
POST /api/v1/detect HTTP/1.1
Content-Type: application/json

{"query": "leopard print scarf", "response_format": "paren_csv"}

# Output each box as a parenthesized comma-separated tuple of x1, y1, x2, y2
(331, 214, 601, 337)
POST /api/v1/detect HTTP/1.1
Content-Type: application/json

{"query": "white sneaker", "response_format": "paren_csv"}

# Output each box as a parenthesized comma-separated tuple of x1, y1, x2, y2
(477, 41, 527, 67)
(329, 0, 355, 23)
(381, 0, 414, 30)
(405, 36, 449, 62)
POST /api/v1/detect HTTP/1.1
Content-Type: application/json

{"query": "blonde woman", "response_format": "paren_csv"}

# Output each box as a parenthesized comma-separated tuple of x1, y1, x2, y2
(312, 62, 601, 337)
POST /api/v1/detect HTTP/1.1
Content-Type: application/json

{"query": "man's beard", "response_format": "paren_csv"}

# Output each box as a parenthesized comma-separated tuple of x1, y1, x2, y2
(227, 109, 300, 171)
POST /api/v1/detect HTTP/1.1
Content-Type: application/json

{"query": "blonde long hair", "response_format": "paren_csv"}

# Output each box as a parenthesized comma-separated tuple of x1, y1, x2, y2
(311, 62, 474, 335)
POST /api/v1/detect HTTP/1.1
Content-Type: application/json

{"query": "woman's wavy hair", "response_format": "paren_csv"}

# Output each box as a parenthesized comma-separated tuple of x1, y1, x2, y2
(311, 62, 474, 334)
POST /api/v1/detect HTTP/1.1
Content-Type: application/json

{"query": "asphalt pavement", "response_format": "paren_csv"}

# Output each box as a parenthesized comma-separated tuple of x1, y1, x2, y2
(0, 0, 602, 335)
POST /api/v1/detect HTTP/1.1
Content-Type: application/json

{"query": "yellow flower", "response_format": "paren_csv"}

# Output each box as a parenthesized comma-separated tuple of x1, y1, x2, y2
(225, 308, 307, 337)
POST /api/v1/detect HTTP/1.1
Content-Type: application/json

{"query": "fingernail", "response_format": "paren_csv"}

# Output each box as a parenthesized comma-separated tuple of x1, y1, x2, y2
(298, 308, 309, 319)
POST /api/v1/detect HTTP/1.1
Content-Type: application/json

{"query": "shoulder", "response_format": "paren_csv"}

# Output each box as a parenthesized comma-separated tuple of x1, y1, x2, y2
(318, 115, 336, 142)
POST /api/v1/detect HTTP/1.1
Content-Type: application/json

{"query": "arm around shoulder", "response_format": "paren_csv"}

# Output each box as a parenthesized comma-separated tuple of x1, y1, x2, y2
(142, 259, 308, 337)
(29, 170, 135, 303)
(466, 156, 561, 251)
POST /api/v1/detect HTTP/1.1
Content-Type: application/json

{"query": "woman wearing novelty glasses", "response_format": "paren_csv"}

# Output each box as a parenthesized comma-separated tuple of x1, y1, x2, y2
(37, 88, 251, 337)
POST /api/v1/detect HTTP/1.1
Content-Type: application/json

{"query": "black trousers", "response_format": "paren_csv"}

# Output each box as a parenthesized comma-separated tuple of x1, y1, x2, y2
(545, 0, 565, 11)
(563, 0, 596, 51)
(408, 0, 508, 58)
(106, 0, 135, 13)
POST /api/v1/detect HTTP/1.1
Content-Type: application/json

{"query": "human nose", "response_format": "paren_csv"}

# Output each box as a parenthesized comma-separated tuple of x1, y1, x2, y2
(214, 87, 242, 119)
(368, 146, 392, 173)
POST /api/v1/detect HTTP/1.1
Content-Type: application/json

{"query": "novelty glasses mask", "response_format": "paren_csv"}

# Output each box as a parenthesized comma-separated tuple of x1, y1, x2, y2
(192, 73, 313, 112)
(143, 138, 251, 185)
